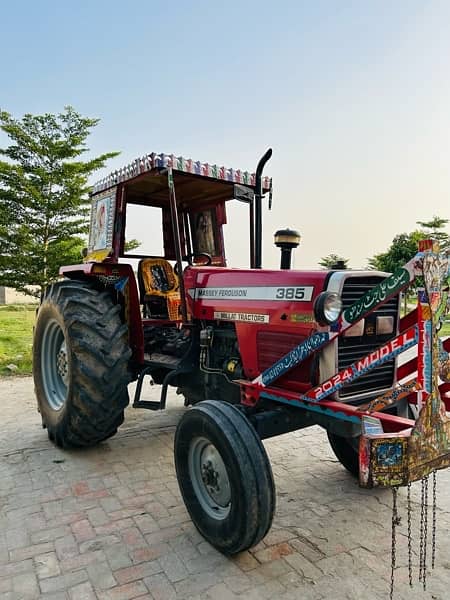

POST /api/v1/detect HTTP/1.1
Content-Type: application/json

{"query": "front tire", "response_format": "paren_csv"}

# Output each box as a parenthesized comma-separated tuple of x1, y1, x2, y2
(174, 400, 275, 554)
(33, 279, 132, 448)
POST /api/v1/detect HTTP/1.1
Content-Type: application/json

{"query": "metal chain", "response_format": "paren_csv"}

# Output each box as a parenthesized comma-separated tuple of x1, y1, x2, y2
(432, 469, 437, 569)
(390, 475, 436, 597)
(419, 477, 425, 583)
(407, 482, 413, 586)
(419, 476, 428, 590)
(390, 486, 400, 600)
(423, 475, 429, 591)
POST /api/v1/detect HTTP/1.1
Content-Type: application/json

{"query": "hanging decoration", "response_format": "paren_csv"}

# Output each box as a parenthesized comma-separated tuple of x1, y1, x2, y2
(355, 240, 449, 598)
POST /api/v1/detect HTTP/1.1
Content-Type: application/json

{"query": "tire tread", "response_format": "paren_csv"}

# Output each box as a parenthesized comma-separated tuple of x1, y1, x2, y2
(34, 279, 131, 448)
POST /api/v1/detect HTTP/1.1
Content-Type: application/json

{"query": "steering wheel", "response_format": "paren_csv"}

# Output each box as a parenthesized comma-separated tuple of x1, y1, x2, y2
(185, 252, 212, 266)
(174, 253, 213, 277)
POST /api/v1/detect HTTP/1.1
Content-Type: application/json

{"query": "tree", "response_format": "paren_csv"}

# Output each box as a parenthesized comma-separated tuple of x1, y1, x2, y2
(368, 216, 449, 273)
(368, 217, 449, 313)
(0, 107, 119, 297)
(368, 231, 425, 272)
(416, 216, 450, 251)
(319, 254, 349, 269)
(124, 239, 141, 253)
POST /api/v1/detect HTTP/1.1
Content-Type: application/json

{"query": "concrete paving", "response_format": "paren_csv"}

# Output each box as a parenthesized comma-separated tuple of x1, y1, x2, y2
(1, 376, 450, 599)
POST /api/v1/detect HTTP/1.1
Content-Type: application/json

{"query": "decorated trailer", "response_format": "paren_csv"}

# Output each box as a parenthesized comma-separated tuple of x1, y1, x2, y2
(32, 149, 450, 595)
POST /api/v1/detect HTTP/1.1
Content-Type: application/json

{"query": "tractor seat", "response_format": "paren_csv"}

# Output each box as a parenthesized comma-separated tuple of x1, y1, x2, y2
(138, 258, 181, 320)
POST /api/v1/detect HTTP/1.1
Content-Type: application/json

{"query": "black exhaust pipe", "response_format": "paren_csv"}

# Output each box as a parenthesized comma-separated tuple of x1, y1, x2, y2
(254, 148, 272, 268)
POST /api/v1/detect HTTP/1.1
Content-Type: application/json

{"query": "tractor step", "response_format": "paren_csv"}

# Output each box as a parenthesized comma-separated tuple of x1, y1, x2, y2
(133, 355, 183, 411)
(132, 400, 161, 410)
(143, 353, 181, 369)
(134, 342, 198, 411)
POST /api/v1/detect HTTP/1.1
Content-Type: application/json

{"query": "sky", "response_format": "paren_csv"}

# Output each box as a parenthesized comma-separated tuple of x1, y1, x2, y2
(1, 0, 450, 269)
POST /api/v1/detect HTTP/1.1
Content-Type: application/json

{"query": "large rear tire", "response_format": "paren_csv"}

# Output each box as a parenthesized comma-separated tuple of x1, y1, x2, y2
(33, 279, 132, 448)
(174, 400, 275, 554)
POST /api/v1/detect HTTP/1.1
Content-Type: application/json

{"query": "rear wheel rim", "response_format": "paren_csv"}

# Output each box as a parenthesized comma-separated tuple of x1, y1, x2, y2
(41, 319, 68, 411)
(188, 436, 231, 520)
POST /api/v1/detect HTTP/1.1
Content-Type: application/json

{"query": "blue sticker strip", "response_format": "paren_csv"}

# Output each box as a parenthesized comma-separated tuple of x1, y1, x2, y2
(260, 391, 361, 425)
(260, 332, 330, 386)
(299, 326, 418, 402)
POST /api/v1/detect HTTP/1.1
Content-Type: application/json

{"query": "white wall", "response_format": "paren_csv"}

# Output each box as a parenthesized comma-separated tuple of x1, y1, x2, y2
(0, 286, 39, 304)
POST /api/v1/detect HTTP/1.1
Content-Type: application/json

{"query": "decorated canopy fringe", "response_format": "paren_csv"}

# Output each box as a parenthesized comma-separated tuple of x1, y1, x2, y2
(92, 152, 271, 194)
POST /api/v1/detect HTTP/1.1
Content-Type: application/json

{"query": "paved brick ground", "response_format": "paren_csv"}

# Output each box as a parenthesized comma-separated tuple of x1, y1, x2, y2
(1, 377, 450, 599)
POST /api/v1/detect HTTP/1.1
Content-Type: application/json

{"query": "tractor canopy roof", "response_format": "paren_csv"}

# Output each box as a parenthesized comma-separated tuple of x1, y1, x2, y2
(87, 151, 272, 267)
(92, 152, 271, 210)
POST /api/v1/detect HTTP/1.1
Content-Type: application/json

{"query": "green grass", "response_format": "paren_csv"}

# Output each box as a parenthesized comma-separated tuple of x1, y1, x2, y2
(0, 304, 37, 376)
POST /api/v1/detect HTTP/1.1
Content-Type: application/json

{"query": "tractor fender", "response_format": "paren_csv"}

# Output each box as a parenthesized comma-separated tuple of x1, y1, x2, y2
(59, 263, 144, 365)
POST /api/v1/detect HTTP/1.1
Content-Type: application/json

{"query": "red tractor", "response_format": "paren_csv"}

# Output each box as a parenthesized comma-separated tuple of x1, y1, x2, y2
(33, 149, 450, 556)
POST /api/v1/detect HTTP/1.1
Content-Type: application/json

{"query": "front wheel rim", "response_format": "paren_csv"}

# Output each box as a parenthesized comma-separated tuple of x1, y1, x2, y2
(41, 318, 69, 411)
(188, 436, 231, 520)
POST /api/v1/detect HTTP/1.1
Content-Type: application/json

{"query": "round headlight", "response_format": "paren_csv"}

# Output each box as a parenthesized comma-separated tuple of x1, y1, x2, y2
(313, 292, 343, 325)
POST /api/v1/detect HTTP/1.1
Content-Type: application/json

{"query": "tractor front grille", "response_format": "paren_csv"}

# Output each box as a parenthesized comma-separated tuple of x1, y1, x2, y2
(337, 276, 399, 399)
